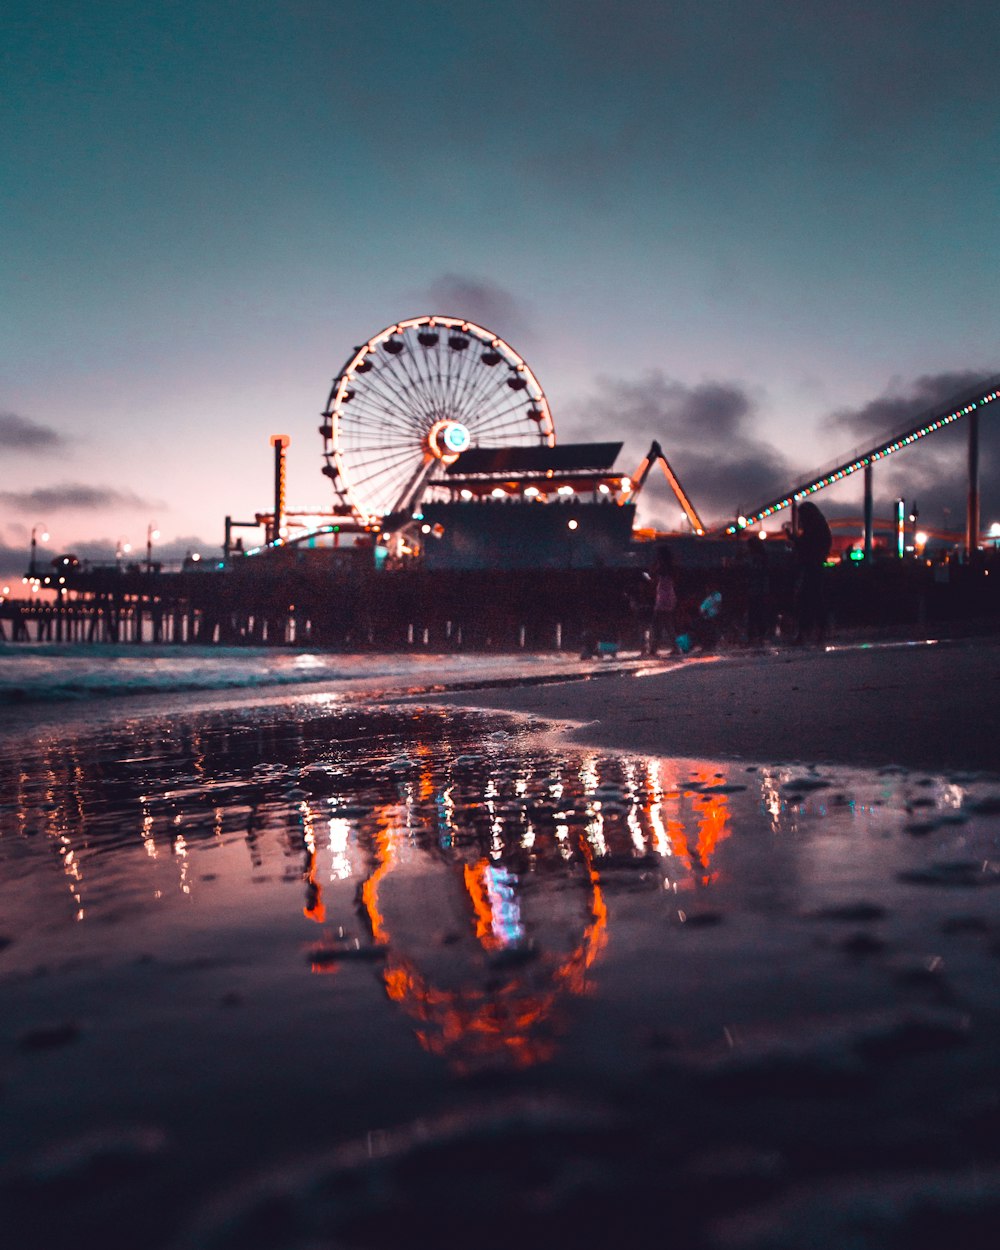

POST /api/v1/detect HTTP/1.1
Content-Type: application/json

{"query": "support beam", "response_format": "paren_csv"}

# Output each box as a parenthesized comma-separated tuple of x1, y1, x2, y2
(967, 409, 980, 558)
(863, 463, 874, 560)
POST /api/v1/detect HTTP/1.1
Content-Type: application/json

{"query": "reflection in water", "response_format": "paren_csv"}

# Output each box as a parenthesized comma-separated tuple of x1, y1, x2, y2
(0, 700, 982, 1083)
(1, 703, 744, 1074)
(4, 698, 1000, 1250)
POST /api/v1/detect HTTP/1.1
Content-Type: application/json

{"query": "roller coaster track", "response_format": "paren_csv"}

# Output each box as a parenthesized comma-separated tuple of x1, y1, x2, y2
(725, 375, 1000, 534)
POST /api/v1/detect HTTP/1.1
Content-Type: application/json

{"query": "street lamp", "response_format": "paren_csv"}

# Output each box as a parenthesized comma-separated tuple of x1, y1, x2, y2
(116, 537, 132, 568)
(30, 523, 49, 577)
(146, 523, 160, 573)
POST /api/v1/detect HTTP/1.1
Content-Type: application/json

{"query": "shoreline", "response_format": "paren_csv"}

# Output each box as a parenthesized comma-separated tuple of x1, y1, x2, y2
(4, 635, 998, 777)
(420, 636, 1000, 775)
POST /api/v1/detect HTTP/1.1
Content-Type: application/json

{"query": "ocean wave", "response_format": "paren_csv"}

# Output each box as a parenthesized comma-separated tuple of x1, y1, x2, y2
(0, 645, 578, 706)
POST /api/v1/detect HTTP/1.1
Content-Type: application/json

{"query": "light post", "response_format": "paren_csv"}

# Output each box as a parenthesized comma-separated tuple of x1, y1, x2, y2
(146, 523, 160, 573)
(116, 537, 132, 569)
(30, 523, 49, 577)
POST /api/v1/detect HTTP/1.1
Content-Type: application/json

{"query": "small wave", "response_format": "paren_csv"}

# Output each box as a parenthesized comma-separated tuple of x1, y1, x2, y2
(0, 648, 577, 707)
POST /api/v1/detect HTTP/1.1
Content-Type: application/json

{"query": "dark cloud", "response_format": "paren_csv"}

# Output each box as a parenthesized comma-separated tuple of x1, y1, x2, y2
(821, 371, 1000, 528)
(0, 411, 65, 451)
(830, 371, 993, 442)
(786, 370, 1000, 538)
(0, 543, 34, 582)
(411, 276, 534, 342)
(0, 533, 217, 581)
(0, 483, 160, 512)
(569, 371, 793, 524)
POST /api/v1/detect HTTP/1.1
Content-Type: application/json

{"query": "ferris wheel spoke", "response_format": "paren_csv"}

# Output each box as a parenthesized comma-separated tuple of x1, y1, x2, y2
(441, 338, 481, 421)
(345, 455, 425, 502)
(340, 381, 433, 438)
(390, 338, 434, 398)
(461, 382, 532, 429)
(342, 437, 425, 462)
(347, 367, 436, 434)
(452, 361, 511, 428)
(367, 350, 443, 426)
(421, 346, 458, 418)
(346, 449, 426, 491)
(423, 352, 463, 422)
(473, 399, 544, 438)
(351, 454, 429, 506)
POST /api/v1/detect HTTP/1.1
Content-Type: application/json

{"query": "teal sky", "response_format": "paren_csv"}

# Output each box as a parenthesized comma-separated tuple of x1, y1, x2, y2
(2, 1, 998, 574)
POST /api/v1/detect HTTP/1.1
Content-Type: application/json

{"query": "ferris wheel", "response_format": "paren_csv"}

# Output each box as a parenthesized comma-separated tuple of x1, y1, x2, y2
(320, 316, 556, 522)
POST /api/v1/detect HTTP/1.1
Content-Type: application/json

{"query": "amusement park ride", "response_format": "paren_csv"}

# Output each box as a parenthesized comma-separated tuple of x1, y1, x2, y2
(232, 315, 712, 568)
(232, 313, 999, 568)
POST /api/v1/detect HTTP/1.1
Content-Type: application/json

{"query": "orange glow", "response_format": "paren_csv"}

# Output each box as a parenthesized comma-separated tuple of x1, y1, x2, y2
(348, 820, 609, 1073)
(302, 847, 326, 924)
(627, 443, 706, 534)
(464, 859, 504, 951)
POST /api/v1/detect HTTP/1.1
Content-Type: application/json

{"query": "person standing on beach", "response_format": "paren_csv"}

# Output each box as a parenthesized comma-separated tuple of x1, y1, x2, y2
(789, 501, 832, 644)
(648, 545, 679, 656)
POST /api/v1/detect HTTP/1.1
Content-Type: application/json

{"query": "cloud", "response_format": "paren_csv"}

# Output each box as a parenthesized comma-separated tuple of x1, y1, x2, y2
(830, 371, 993, 442)
(0, 483, 161, 512)
(568, 371, 794, 524)
(410, 275, 534, 342)
(809, 371, 1000, 531)
(0, 411, 66, 451)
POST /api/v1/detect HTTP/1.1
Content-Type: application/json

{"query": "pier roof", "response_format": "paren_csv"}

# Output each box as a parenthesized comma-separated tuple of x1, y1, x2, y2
(442, 442, 622, 476)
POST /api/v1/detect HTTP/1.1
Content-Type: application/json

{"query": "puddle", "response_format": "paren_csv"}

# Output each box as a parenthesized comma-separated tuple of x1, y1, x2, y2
(1, 699, 999, 1249)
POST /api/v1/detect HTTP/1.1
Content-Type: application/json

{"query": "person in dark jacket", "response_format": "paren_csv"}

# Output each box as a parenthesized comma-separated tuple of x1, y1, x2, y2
(791, 501, 832, 644)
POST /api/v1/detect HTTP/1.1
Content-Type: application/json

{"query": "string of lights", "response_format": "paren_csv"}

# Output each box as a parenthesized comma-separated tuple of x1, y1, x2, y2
(727, 381, 1000, 533)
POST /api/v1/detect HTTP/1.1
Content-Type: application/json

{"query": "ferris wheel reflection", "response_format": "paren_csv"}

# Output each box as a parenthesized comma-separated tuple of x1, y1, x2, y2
(304, 742, 734, 1073)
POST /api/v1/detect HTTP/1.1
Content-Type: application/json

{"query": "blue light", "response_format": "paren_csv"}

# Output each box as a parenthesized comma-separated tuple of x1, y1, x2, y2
(442, 422, 471, 454)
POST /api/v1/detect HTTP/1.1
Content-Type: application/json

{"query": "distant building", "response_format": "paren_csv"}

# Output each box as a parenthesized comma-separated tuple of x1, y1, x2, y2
(415, 443, 638, 570)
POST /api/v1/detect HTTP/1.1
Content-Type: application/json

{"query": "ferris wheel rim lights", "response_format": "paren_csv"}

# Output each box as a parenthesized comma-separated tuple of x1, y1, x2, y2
(321, 315, 556, 524)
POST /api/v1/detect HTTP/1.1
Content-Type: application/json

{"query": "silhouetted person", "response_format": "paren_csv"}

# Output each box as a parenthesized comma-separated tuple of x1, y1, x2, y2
(790, 501, 832, 644)
(648, 545, 679, 656)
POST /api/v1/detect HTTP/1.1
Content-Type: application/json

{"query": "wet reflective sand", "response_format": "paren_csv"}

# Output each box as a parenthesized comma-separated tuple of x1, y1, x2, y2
(2, 697, 999, 1249)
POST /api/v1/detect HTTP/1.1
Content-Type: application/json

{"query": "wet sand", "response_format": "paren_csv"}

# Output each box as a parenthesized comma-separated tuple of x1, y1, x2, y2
(3, 642, 1000, 1249)
(425, 637, 1000, 774)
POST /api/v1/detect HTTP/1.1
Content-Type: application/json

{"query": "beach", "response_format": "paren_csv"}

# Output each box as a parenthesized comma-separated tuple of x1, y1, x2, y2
(423, 636, 1000, 774)
(1, 638, 999, 1249)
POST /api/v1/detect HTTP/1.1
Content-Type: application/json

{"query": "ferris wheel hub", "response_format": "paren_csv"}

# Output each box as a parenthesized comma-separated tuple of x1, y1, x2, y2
(428, 419, 471, 463)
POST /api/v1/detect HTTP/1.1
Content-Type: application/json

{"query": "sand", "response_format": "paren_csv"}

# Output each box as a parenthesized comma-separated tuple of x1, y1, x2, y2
(424, 637, 1000, 774)
(3, 636, 1000, 1249)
